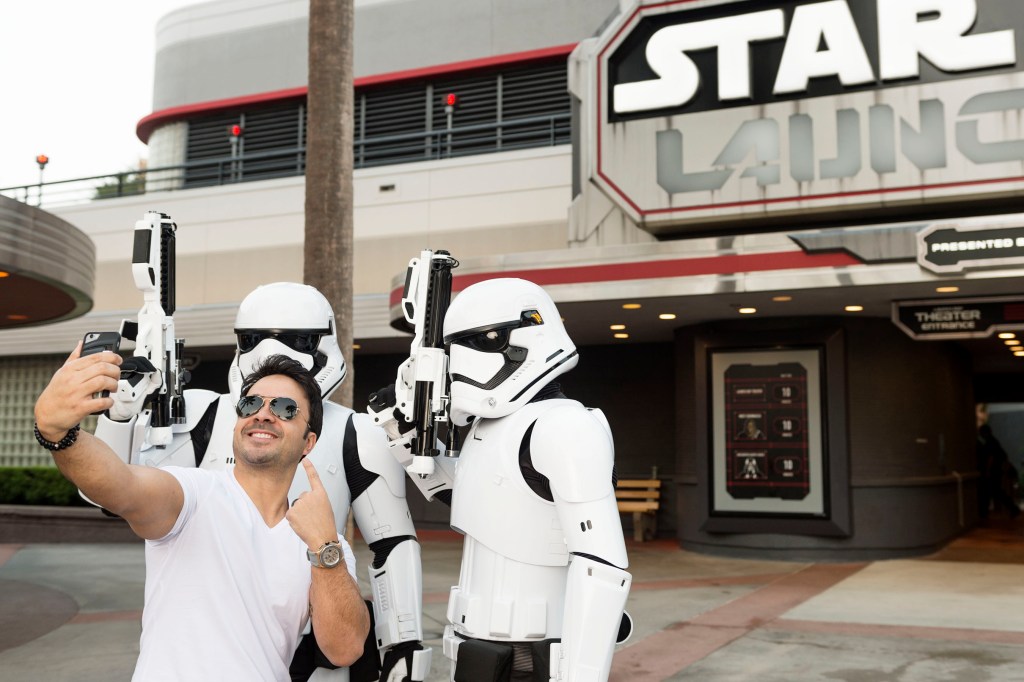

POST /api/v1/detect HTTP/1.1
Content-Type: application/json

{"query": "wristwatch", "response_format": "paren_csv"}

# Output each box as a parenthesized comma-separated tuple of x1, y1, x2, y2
(307, 540, 343, 569)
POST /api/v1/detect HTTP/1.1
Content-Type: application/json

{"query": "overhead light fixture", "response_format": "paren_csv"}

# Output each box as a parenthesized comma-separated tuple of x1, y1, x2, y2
(352, 343, 361, 350)
(1005, 339, 1020, 346)
(0, 271, 9, 278)
(610, 324, 626, 331)
(613, 333, 629, 339)
(6, 314, 28, 321)
(998, 333, 1016, 339)
(935, 286, 959, 293)
(844, 305, 864, 312)
(622, 303, 642, 310)
(1016, 351, 1024, 357)
(772, 295, 792, 302)
(738, 307, 757, 314)
(658, 313, 676, 320)
(1010, 346, 1023, 353)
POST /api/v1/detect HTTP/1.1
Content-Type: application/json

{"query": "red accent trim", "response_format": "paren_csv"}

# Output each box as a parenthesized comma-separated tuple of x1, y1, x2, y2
(388, 250, 860, 307)
(136, 44, 577, 143)
(593, 0, 1024, 220)
(136, 87, 306, 143)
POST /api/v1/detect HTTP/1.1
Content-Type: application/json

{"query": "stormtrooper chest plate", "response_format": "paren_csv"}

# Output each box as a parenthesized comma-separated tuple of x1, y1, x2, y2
(450, 403, 569, 567)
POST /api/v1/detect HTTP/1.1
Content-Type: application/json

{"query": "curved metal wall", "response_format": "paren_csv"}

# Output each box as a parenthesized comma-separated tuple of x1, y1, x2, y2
(0, 196, 94, 328)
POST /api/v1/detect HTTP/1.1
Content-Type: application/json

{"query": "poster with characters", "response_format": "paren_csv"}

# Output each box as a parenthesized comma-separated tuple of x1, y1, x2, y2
(711, 350, 825, 516)
(724, 362, 809, 501)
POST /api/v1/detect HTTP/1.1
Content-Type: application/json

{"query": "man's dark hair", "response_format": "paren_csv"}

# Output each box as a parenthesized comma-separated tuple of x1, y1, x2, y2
(239, 355, 323, 438)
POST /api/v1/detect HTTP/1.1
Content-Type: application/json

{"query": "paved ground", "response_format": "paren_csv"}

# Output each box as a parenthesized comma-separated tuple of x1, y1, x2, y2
(2, 515, 1024, 681)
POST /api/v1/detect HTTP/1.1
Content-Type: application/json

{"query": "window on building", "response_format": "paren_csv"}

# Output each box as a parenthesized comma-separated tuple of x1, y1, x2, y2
(182, 59, 570, 187)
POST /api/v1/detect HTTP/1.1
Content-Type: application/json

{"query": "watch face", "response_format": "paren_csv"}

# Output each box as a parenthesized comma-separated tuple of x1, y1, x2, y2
(322, 544, 342, 568)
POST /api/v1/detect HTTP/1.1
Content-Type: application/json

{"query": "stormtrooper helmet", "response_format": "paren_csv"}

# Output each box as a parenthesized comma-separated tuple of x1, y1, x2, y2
(443, 278, 577, 424)
(228, 283, 346, 400)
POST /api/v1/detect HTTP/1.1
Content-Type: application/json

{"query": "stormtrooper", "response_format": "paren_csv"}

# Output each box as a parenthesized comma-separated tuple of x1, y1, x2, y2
(372, 278, 631, 682)
(94, 282, 431, 682)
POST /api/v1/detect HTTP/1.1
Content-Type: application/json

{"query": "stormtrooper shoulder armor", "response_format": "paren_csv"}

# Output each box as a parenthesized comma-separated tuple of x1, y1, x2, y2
(530, 403, 615, 504)
(176, 389, 221, 432)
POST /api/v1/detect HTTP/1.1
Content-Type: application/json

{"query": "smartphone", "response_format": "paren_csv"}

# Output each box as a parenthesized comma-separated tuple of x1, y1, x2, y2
(82, 332, 122, 406)
(82, 331, 121, 357)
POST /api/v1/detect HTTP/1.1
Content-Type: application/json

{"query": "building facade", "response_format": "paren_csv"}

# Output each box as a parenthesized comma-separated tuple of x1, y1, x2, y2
(2, 0, 1023, 558)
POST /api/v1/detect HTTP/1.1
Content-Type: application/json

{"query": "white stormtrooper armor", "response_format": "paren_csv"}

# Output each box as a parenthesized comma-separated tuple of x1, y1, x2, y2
(382, 278, 631, 682)
(94, 283, 431, 682)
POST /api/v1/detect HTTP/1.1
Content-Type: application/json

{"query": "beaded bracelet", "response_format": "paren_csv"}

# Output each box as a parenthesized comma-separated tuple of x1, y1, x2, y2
(34, 423, 81, 451)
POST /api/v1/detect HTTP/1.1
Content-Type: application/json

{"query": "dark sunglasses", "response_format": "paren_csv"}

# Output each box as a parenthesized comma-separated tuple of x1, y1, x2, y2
(235, 394, 304, 421)
(236, 330, 323, 354)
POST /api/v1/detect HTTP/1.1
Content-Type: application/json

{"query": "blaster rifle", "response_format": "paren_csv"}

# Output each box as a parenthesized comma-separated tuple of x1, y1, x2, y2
(121, 211, 189, 447)
(395, 249, 459, 476)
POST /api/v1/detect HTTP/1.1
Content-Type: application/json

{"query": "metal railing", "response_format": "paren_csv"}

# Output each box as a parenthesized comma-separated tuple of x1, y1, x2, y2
(0, 113, 570, 209)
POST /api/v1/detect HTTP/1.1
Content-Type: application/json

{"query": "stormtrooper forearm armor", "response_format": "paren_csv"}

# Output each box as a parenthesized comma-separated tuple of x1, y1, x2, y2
(385, 436, 456, 503)
(551, 555, 631, 682)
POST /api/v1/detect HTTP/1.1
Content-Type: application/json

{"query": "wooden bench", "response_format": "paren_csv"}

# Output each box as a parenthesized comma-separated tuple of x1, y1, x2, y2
(616, 479, 661, 542)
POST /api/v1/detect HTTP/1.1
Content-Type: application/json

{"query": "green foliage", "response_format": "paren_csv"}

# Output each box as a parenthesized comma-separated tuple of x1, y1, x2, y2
(94, 171, 146, 199)
(0, 467, 87, 506)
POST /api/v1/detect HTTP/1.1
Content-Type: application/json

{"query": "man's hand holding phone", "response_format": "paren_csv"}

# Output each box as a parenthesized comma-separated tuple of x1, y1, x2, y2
(81, 332, 122, 413)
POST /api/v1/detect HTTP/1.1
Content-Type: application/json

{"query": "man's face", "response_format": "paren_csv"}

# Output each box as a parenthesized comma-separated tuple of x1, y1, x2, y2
(233, 374, 316, 471)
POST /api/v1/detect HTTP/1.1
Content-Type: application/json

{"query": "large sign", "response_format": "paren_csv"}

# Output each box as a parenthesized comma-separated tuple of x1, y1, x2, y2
(917, 216, 1024, 273)
(588, 0, 1024, 234)
(892, 295, 1024, 339)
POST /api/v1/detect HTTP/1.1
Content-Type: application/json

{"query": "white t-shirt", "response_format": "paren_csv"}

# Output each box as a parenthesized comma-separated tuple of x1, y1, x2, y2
(132, 467, 356, 682)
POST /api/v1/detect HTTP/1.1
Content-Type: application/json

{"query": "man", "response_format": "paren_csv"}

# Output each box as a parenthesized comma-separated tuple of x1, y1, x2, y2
(96, 282, 430, 681)
(34, 347, 369, 681)
(372, 278, 631, 681)
(976, 402, 1021, 520)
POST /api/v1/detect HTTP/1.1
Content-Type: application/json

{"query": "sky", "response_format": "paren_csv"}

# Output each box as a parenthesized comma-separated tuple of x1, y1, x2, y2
(0, 1, 202, 190)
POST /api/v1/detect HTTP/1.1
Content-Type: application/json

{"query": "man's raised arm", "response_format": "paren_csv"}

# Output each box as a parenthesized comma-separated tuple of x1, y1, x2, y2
(34, 343, 184, 540)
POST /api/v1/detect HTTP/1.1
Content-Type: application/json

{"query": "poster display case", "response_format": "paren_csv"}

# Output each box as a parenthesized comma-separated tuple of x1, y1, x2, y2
(711, 350, 823, 516)
(692, 327, 851, 537)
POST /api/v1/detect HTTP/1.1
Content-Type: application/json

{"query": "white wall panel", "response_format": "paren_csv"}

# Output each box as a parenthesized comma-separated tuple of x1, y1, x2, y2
(55, 148, 572, 312)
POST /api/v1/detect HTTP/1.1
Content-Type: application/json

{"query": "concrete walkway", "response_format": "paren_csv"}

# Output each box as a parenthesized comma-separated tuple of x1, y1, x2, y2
(2, 517, 1023, 681)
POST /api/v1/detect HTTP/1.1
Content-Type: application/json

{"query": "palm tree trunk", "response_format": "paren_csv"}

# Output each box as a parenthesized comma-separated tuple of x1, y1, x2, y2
(305, 0, 354, 408)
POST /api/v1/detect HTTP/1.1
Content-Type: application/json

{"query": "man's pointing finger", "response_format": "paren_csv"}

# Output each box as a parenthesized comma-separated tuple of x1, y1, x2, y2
(302, 458, 324, 490)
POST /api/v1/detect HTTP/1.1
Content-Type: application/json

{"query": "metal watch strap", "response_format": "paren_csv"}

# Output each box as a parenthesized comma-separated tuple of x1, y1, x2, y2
(34, 423, 81, 451)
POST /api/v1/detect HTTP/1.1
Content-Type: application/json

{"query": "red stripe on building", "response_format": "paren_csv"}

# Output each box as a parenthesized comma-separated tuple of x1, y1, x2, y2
(388, 250, 860, 307)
